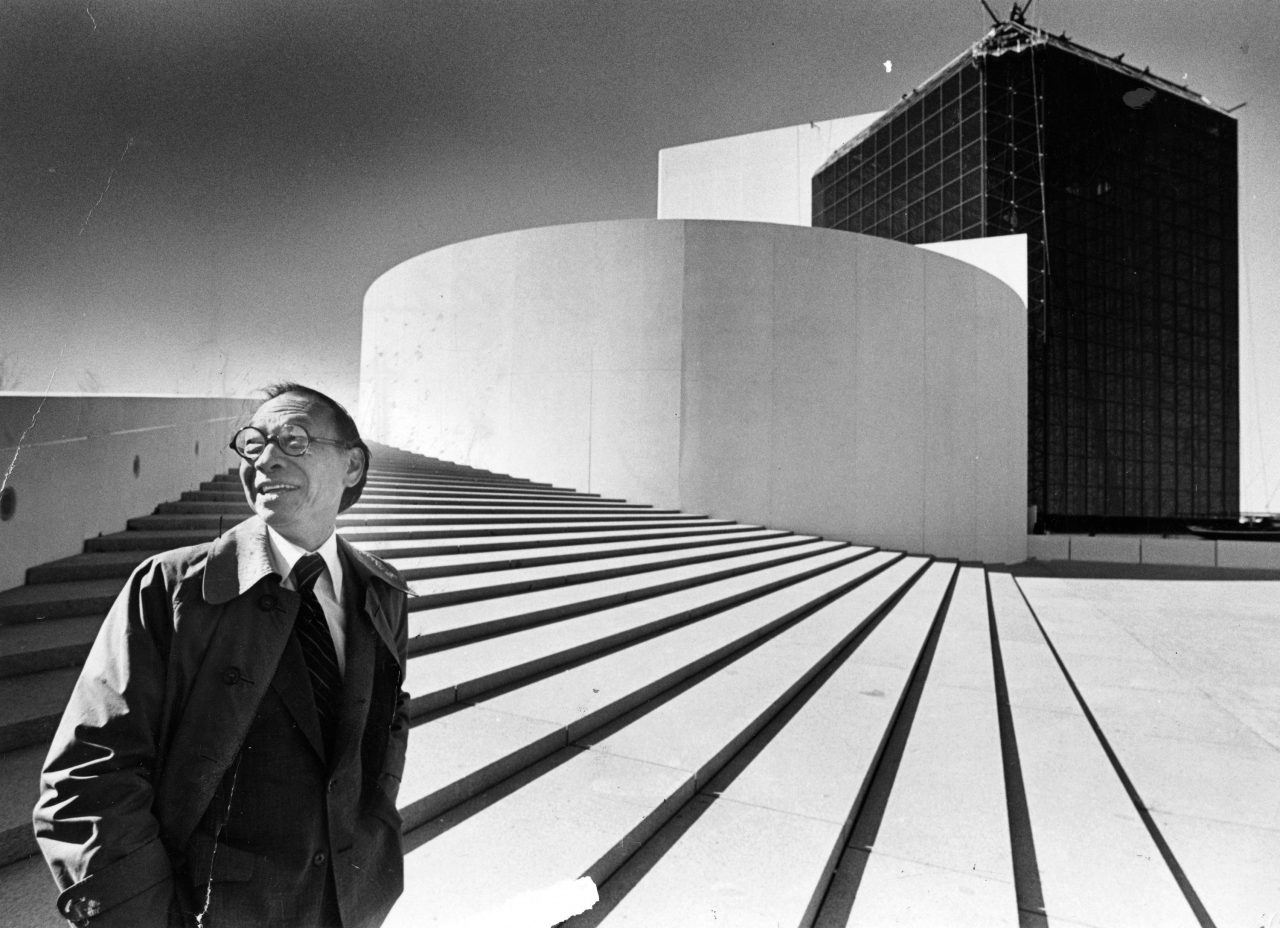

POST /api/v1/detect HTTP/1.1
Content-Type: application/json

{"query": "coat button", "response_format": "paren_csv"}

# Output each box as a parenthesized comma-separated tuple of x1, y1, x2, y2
(257, 594, 277, 611)
(312, 851, 327, 867)
(221, 667, 241, 685)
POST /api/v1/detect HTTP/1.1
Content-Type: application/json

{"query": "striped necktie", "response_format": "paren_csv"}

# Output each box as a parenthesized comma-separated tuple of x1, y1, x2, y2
(290, 553, 342, 753)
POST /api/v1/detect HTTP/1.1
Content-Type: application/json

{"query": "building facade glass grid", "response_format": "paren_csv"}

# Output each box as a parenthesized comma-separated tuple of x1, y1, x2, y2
(812, 26, 1238, 531)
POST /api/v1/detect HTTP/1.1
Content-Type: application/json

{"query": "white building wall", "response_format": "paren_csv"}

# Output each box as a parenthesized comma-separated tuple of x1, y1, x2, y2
(361, 219, 1028, 563)
(657, 115, 882, 226)
(658, 117, 1029, 308)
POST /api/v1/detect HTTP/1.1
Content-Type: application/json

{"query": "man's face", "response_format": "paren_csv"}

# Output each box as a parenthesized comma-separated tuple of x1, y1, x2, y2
(238, 392, 364, 550)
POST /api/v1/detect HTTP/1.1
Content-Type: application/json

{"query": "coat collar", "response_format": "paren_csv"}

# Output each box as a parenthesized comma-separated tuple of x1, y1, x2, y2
(202, 517, 411, 605)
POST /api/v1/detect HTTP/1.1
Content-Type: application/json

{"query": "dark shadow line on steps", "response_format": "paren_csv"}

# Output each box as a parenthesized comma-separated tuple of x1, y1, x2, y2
(807, 561, 956, 927)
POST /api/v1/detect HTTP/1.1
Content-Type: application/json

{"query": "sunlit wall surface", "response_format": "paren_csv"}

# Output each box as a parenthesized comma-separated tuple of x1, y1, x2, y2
(813, 24, 1239, 531)
(360, 220, 1028, 562)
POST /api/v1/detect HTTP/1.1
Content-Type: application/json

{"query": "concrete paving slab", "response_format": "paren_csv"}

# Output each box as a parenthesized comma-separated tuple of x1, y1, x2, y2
(828, 849, 1018, 928)
(479, 551, 899, 740)
(1102, 735, 1280, 831)
(405, 534, 809, 604)
(999, 704, 1200, 928)
(398, 708, 566, 829)
(861, 684, 1012, 881)
(709, 660, 916, 823)
(584, 795, 843, 927)
(391, 528, 782, 578)
(707, 562, 954, 823)
(852, 569, 1013, 904)
(408, 539, 848, 646)
(387, 748, 694, 927)
(992, 575, 1207, 925)
(1080, 684, 1271, 748)
(1152, 812, 1280, 928)
(585, 558, 927, 780)
(359, 523, 759, 560)
(1017, 573, 1280, 829)
(924, 567, 999, 692)
(405, 545, 866, 709)
(838, 562, 957, 673)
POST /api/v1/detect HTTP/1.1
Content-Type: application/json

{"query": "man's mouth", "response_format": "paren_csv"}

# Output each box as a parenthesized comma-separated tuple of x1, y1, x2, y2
(257, 482, 300, 494)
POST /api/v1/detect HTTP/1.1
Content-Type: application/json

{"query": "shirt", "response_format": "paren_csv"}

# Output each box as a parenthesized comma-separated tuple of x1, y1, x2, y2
(264, 526, 348, 677)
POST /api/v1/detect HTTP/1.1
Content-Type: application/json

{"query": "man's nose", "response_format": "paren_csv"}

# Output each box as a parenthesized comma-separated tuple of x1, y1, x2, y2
(255, 441, 288, 468)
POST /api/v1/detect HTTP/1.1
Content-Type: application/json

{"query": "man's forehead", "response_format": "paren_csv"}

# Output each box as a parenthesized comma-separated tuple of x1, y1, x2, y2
(249, 393, 332, 428)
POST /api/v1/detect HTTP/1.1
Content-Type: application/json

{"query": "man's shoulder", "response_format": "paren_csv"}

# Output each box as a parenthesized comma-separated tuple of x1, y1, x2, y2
(339, 540, 411, 595)
(131, 539, 217, 585)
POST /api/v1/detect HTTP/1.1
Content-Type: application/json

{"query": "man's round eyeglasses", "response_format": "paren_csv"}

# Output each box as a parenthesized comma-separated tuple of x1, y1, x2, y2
(229, 424, 352, 462)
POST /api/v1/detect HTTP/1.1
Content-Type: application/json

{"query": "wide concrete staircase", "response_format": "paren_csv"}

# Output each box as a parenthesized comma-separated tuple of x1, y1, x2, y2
(0, 447, 1211, 927)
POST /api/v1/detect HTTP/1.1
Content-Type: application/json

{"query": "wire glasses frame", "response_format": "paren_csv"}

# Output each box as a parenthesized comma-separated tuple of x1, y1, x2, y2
(229, 424, 354, 462)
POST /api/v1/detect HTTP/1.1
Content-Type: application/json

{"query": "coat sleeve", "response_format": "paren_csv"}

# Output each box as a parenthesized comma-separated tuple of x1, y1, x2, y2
(33, 557, 179, 927)
(379, 585, 410, 806)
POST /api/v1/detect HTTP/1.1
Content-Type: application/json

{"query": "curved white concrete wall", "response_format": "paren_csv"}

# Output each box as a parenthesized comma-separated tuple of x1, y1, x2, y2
(360, 220, 1026, 562)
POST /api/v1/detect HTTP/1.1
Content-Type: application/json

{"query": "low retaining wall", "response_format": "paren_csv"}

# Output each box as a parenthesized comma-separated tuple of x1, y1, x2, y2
(0, 394, 254, 591)
(1027, 534, 1280, 570)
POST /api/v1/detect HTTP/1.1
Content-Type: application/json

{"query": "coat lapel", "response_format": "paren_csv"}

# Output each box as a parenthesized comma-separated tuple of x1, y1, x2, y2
(330, 579, 375, 772)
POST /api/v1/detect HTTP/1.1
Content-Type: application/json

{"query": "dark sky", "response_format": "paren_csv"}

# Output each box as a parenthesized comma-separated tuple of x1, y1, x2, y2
(3, 0, 1278, 505)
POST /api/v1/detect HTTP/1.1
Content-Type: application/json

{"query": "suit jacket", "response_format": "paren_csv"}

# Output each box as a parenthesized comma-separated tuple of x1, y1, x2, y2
(33, 517, 413, 928)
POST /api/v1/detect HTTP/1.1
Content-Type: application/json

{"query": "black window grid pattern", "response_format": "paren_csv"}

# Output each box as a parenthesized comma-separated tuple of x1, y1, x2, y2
(813, 42, 1238, 525)
(813, 60, 986, 244)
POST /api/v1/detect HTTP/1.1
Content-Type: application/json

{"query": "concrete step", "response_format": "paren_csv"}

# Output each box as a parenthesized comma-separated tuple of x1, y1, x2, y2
(355, 523, 763, 560)
(26, 551, 164, 585)
(406, 539, 854, 649)
(403, 546, 882, 714)
(30, 526, 764, 584)
(403, 534, 817, 609)
(0, 853, 64, 927)
(0, 668, 81, 753)
(189, 485, 612, 501)
(828, 566, 1019, 927)
(0, 745, 48, 868)
(384, 556, 930, 925)
(152, 499, 659, 516)
(582, 561, 957, 927)
(987, 572, 1203, 928)
(151, 496, 660, 517)
(0, 615, 103, 679)
(398, 551, 904, 819)
(0, 579, 127, 625)
(362, 470, 547, 487)
(83, 518, 736, 552)
(211, 468, 551, 488)
(127, 510, 698, 532)
(387, 528, 789, 580)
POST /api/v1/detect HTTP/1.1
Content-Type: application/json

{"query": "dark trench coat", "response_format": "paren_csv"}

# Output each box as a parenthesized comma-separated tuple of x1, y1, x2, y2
(33, 517, 412, 927)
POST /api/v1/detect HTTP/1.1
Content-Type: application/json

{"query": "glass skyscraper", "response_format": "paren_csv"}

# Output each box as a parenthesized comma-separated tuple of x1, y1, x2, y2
(813, 21, 1238, 532)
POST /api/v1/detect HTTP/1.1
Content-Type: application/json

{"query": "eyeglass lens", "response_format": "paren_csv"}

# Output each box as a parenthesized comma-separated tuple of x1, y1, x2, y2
(234, 424, 311, 457)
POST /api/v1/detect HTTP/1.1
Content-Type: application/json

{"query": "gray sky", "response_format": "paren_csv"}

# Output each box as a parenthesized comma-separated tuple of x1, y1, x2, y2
(3, 0, 1278, 509)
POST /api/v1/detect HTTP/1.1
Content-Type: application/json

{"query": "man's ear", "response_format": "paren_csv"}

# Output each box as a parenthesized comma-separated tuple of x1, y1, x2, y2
(343, 446, 366, 487)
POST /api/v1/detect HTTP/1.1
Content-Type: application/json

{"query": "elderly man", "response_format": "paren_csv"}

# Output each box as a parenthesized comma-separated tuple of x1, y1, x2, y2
(34, 383, 411, 928)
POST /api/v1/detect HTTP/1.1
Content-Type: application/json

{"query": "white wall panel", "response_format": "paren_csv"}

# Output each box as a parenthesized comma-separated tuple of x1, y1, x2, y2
(361, 220, 1027, 561)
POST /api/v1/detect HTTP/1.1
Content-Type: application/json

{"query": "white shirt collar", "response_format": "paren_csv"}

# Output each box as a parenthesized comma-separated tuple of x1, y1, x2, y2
(265, 525, 344, 597)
